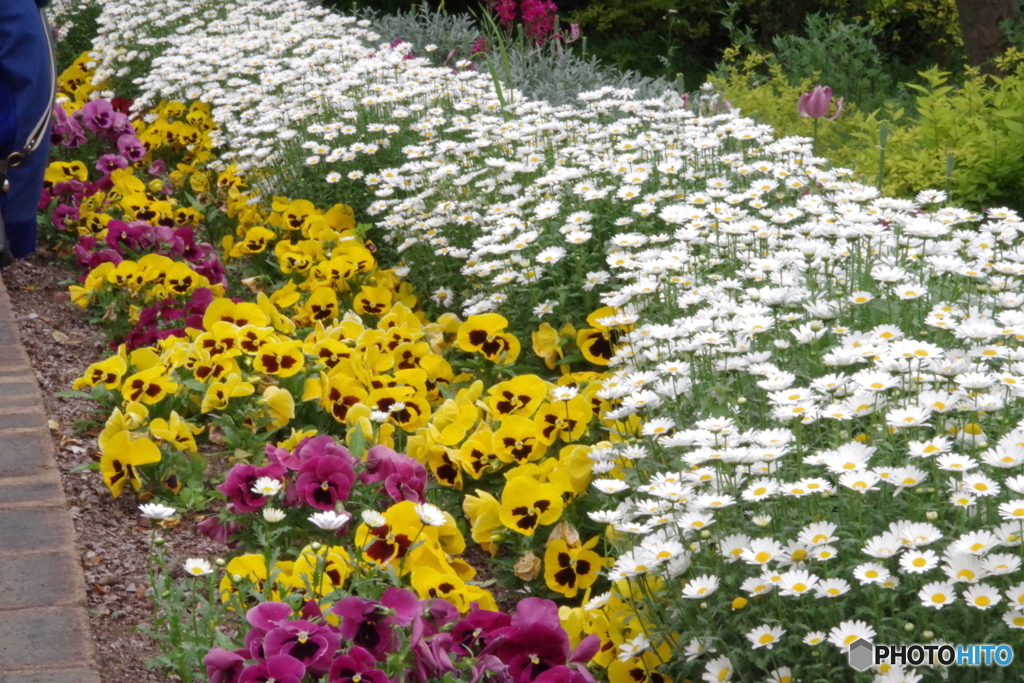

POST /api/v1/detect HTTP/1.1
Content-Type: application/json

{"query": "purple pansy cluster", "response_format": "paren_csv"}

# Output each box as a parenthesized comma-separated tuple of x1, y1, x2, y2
(205, 592, 598, 683)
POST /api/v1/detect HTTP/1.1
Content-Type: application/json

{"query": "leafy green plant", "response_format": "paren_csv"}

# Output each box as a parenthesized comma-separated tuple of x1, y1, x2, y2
(362, 2, 483, 66)
(772, 12, 893, 113)
(844, 61, 1024, 210)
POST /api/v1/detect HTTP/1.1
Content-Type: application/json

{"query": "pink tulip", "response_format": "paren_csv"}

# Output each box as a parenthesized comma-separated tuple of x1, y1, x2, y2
(798, 86, 844, 120)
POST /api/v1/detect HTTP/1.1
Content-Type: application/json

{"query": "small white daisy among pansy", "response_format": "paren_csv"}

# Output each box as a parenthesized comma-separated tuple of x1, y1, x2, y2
(183, 558, 213, 577)
(138, 503, 176, 520)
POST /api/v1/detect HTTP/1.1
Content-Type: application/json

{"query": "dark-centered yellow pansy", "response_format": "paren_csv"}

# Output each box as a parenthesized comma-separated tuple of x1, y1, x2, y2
(201, 373, 256, 413)
(274, 240, 322, 274)
(121, 365, 178, 404)
(499, 476, 564, 536)
(203, 298, 270, 329)
(411, 566, 471, 612)
(302, 287, 339, 325)
(309, 338, 354, 368)
(192, 355, 240, 383)
(289, 544, 353, 596)
(353, 284, 393, 317)
(576, 306, 620, 366)
(493, 415, 547, 464)
(194, 320, 243, 359)
(365, 386, 431, 433)
(253, 340, 305, 378)
(236, 324, 275, 355)
(74, 355, 127, 390)
(485, 374, 551, 418)
(149, 410, 202, 452)
(457, 314, 520, 364)
(229, 226, 276, 257)
(100, 430, 162, 497)
(164, 262, 203, 296)
(543, 536, 604, 598)
(303, 372, 368, 423)
(534, 395, 593, 445)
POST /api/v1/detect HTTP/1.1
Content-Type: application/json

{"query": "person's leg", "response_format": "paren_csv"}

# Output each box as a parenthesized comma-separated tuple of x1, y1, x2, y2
(0, 1, 54, 262)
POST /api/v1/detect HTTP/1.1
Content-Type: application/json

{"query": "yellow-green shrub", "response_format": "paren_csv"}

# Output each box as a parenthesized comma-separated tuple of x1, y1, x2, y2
(845, 62, 1024, 208)
(713, 50, 1024, 211)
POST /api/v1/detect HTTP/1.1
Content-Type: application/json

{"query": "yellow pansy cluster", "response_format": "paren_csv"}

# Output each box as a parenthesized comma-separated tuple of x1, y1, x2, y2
(69, 254, 222, 310)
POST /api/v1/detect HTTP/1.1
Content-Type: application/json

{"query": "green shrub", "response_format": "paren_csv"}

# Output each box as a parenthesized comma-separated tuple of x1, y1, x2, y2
(363, 3, 483, 65)
(363, 3, 673, 108)
(772, 13, 892, 112)
(501, 40, 672, 107)
(845, 61, 1024, 210)
(713, 49, 1024, 212)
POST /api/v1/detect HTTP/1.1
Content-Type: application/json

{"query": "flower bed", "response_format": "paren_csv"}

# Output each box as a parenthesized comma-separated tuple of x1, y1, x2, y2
(41, 0, 1024, 681)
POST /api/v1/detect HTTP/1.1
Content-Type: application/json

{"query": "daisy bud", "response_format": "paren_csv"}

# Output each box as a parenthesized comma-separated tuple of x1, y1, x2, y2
(153, 537, 165, 546)
(923, 631, 934, 640)
(904, 623, 915, 631)
(926, 511, 938, 520)
(700, 602, 708, 610)
(737, 397, 747, 405)
(215, 558, 226, 567)
(232, 574, 243, 583)
(311, 542, 322, 551)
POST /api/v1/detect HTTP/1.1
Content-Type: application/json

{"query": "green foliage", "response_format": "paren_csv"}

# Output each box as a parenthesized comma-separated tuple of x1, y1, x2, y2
(363, 3, 672, 108)
(864, 0, 963, 63)
(363, 2, 483, 65)
(772, 13, 892, 112)
(501, 40, 671, 107)
(846, 63, 1024, 210)
(709, 51, 866, 154)
(714, 48, 1024, 212)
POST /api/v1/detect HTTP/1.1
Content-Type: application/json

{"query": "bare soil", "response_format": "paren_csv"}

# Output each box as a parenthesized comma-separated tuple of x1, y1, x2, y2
(5, 249, 216, 683)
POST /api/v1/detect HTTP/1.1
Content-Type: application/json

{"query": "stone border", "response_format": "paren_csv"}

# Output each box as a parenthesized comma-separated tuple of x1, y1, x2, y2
(0, 274, 102, 683)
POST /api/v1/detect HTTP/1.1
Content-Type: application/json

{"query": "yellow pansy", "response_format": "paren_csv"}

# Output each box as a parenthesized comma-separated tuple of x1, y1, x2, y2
(457, 314, 520, 364)
(74, 355, 128, 390)
(100, 430, 161, 497)
(121, 365, 178, 404)
(260, 386, 295, 431)
(201, 373, 256, 413)
(493, 415, 547, 464)
(499, 476, 564, 536)
(149, 410, 202, 452)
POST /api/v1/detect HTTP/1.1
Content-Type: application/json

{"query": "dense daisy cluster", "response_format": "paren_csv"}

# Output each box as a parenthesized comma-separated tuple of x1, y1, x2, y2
(66, 0, 1024, 680)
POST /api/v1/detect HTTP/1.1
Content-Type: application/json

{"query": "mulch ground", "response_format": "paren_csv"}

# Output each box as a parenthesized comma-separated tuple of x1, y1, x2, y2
(5, 248, 215, 683)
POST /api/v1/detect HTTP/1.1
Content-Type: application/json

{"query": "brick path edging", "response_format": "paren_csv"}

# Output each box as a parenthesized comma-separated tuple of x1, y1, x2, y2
(0, 274, 102, 683)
